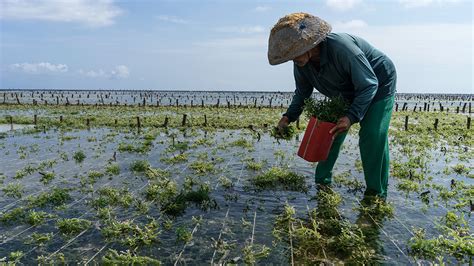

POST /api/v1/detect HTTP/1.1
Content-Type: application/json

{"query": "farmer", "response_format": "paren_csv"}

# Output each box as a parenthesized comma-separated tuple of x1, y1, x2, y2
(269, 13, 396, 198)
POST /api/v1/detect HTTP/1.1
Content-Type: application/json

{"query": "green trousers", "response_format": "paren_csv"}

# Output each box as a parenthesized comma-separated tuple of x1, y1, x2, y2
(315, 95, 395, 198)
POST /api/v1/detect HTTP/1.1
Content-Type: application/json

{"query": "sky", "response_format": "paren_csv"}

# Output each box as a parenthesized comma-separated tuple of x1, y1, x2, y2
(0, 0, 472, 93)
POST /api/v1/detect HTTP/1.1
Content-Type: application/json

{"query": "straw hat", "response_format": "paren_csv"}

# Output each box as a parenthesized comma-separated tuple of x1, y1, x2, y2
(268, 13, 331, 65)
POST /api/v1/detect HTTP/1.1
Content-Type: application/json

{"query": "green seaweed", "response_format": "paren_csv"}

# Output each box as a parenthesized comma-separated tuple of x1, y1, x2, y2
(73, 150, 86, 163)
(251, 167, 307, 192)
(102, 249, 161, 265)
(56, 218, 92, 236)
(303, 96, 349, 123)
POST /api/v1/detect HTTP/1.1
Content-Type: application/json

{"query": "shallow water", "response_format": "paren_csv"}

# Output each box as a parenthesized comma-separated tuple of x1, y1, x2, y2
(1, 90, 471, 114)
(0, 124, 35, 133)
(0, 127, 471, 264)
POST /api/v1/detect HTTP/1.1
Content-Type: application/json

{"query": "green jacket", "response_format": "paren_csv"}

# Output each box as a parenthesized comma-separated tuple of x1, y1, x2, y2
(284, 33, 397, 124)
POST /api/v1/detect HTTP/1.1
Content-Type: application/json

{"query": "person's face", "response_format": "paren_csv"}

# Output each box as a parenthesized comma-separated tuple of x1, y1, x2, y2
(293, 51, 311, 67)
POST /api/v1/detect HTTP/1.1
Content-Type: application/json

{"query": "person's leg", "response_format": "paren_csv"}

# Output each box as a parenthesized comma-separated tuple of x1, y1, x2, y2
(359, 95, 394, 198)
(381, 139, 390, 194)
(315, 131, 348, 185)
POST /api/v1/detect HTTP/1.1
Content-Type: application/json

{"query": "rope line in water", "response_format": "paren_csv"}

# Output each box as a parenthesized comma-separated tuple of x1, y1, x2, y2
(0, 178, 115, 246)
(352, 196, 413, 264)
(83, 145, 211, 264)
(210, 162, 244, 265)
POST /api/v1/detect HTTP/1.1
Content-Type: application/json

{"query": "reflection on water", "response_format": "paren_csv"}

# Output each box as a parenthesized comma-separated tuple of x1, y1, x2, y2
(0, 127, 470, 264)
(0, 124, 34, 132)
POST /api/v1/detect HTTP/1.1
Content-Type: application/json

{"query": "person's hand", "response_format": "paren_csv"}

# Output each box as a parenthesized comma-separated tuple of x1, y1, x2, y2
(277, 116, 289, 134)
(329, 116, 351, 139)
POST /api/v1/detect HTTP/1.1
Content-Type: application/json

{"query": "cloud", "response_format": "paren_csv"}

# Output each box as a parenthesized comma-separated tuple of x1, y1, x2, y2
(109, 65, 129, 79)
(0, 0, 122, 27)
(333, 19, 368, 31)
(79, 69, 106, 78)
(9, 62, 68, 74)
(156, 15, 189, 24)
(78, 65, 129, 79)
(254, 6, 271, 12)
(8, 62, 129, 79)
(215, 26, 265, 34)
(326, 0, 362, 11)
(398, 0, 462, 8)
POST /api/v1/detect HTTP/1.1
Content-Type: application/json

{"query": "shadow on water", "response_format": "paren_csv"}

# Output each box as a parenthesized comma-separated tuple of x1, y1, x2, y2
(355, 195, 391, 264)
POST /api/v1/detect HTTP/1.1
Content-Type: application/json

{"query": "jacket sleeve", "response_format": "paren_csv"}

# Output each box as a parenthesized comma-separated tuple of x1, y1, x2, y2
(283, 65, 314, 122)
(343, 53, 379, 124)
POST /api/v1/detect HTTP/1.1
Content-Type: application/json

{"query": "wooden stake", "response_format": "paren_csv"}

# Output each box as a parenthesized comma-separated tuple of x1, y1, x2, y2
(404, 115, 408, 131)
(181, 114, 187, 126)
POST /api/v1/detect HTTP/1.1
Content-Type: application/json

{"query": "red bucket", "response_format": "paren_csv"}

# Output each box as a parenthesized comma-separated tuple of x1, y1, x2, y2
(297, 117, 336, 162)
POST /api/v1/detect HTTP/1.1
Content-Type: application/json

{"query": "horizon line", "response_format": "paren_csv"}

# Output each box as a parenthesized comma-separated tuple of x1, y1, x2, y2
(1, 88, 473, 96)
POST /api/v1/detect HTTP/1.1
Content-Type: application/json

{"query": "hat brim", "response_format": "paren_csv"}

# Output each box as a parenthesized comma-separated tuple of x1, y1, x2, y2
(268, 15, 331, 65)
(268, 38, 326, 66)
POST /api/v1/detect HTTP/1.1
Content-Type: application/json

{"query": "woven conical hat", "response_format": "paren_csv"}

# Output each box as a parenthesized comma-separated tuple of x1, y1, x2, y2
(268, 13, 331, 65)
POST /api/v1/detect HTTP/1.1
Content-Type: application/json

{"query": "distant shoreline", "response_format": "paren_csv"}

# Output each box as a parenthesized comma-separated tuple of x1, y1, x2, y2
(0, 89, 472, 96)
